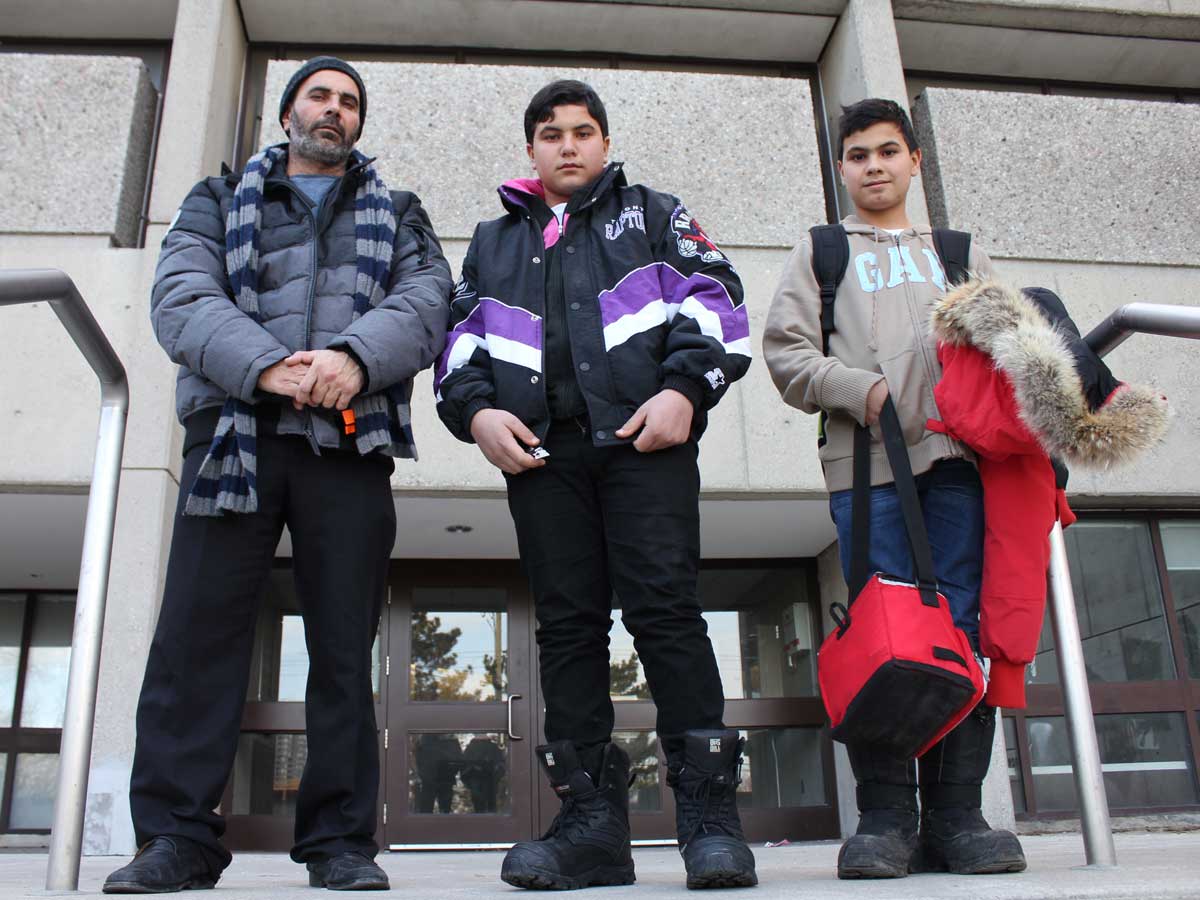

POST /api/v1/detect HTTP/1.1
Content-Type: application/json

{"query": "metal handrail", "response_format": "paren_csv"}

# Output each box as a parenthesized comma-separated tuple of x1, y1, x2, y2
(1085, 302, 1200, 358)
(1045, 301, 1200, 869)
(0, 269, 129, 892)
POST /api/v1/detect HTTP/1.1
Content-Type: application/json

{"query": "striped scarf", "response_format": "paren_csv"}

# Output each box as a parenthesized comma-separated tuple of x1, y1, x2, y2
(184, 144, 415, 517)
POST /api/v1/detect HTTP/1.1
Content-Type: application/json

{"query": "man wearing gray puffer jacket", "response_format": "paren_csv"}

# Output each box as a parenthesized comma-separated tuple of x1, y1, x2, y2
(104, 57, 452, 894)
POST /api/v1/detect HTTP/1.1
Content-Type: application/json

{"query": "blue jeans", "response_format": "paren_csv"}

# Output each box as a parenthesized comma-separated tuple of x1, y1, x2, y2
(829, 459, 984, 642)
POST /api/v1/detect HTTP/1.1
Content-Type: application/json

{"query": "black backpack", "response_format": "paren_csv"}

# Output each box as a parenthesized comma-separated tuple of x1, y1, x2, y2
(809, 225, 971, 355)
(809, 225, 970, 446)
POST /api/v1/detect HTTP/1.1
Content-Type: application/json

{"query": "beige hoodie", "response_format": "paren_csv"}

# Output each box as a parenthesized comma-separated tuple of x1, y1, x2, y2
(763, 216, 994, 492)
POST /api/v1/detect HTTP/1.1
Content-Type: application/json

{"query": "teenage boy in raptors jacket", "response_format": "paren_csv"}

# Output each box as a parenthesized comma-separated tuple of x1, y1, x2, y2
(763, 99, 1026, 880)
(435, 80, 756, 891)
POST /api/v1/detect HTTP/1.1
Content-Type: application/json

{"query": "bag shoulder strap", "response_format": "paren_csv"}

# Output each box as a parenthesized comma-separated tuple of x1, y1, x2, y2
(808, 224, 850, 355)
(932, 228, 971, 287)
(848, 397, 939, 608)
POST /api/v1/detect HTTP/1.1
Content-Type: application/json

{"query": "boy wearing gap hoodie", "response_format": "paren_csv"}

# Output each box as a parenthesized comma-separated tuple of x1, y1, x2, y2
(763, 98, 1026, 880)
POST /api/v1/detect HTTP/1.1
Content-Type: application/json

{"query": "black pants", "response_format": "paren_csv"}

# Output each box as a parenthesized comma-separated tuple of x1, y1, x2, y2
(129, 435, 395, 870)
(505, 420, 725, 759)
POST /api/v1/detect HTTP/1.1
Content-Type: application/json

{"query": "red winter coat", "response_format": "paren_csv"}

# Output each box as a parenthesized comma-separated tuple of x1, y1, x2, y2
(927, 279, 1169, 709)
(928, 342, 1075, 708)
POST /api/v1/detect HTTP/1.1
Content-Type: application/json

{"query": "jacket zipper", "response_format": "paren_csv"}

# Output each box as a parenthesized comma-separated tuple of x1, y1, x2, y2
(279, 179, 326, 455)
(530, 211, 552, 442)
(897, 232, 947, 450)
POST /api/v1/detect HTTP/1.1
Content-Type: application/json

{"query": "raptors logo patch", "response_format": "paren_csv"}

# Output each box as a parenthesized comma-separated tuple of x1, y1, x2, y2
(671, 206, 729, 267)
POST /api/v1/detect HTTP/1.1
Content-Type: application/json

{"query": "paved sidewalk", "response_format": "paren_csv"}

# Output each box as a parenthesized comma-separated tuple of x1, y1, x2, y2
(6, 831, 1198, 898)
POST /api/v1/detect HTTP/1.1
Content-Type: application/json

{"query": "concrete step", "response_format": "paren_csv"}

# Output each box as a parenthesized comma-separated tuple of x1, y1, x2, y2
(9, 831, 1197, 898)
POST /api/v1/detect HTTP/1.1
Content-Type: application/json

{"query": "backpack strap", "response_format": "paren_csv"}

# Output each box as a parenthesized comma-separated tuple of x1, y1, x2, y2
(808, 224, 850, 355)
(932, 228, 971, 288)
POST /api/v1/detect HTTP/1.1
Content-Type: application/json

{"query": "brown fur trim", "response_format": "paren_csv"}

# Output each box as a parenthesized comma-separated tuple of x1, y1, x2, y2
(931, 278, 1170, 468)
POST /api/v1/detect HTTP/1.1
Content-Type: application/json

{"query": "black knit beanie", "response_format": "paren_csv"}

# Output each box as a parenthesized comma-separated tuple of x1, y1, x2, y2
(278, 56, 367, 139)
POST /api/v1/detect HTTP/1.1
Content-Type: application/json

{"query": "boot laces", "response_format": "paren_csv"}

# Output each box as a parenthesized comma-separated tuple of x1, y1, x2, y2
(542, 787, 610, 842)
(674, 760, 744, 848)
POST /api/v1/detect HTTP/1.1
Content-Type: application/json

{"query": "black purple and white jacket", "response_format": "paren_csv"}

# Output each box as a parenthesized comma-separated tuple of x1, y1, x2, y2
(434, 163, 751, 446)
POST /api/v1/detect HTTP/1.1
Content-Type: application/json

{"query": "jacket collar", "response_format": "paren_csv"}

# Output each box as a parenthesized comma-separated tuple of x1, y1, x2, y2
(497, 161, 626, 216)
(841, 213, 933, 243)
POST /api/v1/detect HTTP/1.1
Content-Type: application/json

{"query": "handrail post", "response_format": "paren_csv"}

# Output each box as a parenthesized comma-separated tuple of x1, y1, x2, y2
(1038, 300, 1200, 869)
(1046, 522, 1116, 866)
(0, 269, 129, 892)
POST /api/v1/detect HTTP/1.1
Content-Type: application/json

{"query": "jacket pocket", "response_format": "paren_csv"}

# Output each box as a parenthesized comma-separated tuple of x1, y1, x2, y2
(876, 349, 929, 446)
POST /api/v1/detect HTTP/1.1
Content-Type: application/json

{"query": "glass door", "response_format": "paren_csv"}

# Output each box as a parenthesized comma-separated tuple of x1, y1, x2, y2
(382, 564, 539, 846)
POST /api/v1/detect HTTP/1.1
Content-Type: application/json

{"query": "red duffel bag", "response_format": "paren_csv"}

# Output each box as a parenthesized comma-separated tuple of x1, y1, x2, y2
(818, 398, 984, 760)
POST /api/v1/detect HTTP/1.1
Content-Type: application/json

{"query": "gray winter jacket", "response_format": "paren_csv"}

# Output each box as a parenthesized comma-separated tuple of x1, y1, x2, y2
(151, 155, 453, 452)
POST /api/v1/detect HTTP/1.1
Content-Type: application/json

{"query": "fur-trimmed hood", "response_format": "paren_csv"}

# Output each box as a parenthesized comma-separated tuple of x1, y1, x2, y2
(931, 278, 1170, 468)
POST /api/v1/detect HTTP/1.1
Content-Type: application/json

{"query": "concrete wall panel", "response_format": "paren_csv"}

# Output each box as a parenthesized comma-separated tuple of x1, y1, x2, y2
(0, 0, 179, 40)
(0, 54, 155, 247)
(894, 0, 1200, 40)
(243, 1, 835, 61)
(898, 21, 1200, 89)
(261, 60, 826, 246)
(0, 240, 177, 486)
(148, 0, 248, 226)
(914, 88, 1200, 266)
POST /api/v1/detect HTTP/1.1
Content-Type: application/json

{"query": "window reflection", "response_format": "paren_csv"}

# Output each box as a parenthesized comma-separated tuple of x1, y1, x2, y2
(736, 727, 826, 809)
(0, 597, 25, 728)
(1161, 521, 1200, 679)
(409, 598, 508, 702)
(608, 568, 818, 701)
(20, 595, 74, 728)
(10, 753, 59, 829)
(230, 733, 307, 816)
(1031, 522, 1175, 684)
(613, 731, 661, 812)
(407, 732, 510, 815)
(1027, 713, 1197, 810)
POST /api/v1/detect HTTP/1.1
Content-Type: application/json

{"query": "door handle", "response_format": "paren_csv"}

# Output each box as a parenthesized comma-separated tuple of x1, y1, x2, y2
(507, 693, 523, 741)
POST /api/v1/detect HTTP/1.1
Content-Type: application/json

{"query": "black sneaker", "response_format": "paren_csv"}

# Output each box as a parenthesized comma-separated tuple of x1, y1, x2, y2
(500, 741, 636, 890)
(102, 835, 218, 894)
(668, 730, 758, 889)
(306, 851, 390, 890)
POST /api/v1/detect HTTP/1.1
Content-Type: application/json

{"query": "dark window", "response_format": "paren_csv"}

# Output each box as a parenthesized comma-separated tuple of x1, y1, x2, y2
(1003, 515, 1200, 819)
(0, 592, 75, 833)
(1031, 521, 1175, 684)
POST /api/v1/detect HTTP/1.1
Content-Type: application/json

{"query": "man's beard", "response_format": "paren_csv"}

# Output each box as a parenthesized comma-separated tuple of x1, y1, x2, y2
(289, 111, 354, 166)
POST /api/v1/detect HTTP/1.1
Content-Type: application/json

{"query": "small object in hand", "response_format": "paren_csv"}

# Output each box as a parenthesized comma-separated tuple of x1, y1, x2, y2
(527, 446, 549, 460)
(342, 409, 356, 435)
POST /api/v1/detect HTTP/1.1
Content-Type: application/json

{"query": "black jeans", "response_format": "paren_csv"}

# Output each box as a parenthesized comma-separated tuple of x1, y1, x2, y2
(129, 434, 395, 869)
(505, 420, 725, 759)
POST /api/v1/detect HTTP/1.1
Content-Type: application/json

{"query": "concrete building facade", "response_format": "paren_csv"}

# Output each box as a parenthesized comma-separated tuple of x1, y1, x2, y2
(0, 0, 1197, 856)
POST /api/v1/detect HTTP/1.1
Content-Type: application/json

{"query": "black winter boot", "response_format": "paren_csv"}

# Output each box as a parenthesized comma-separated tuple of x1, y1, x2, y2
(667, 730, 757, 889)
(837, 743, 919, 879)
(500, 741, 635, 890)
(917, 703, 1027, 875)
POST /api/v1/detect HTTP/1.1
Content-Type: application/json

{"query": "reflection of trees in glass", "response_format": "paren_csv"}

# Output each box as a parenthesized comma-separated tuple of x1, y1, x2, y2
(482, 649, 506, 701)
(614, 730, 661, 812)
(609, 654, 658, 811)
(610, 651, 651, 699)
(411, 612, 479, 701)
(412, 611, 509, 701)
